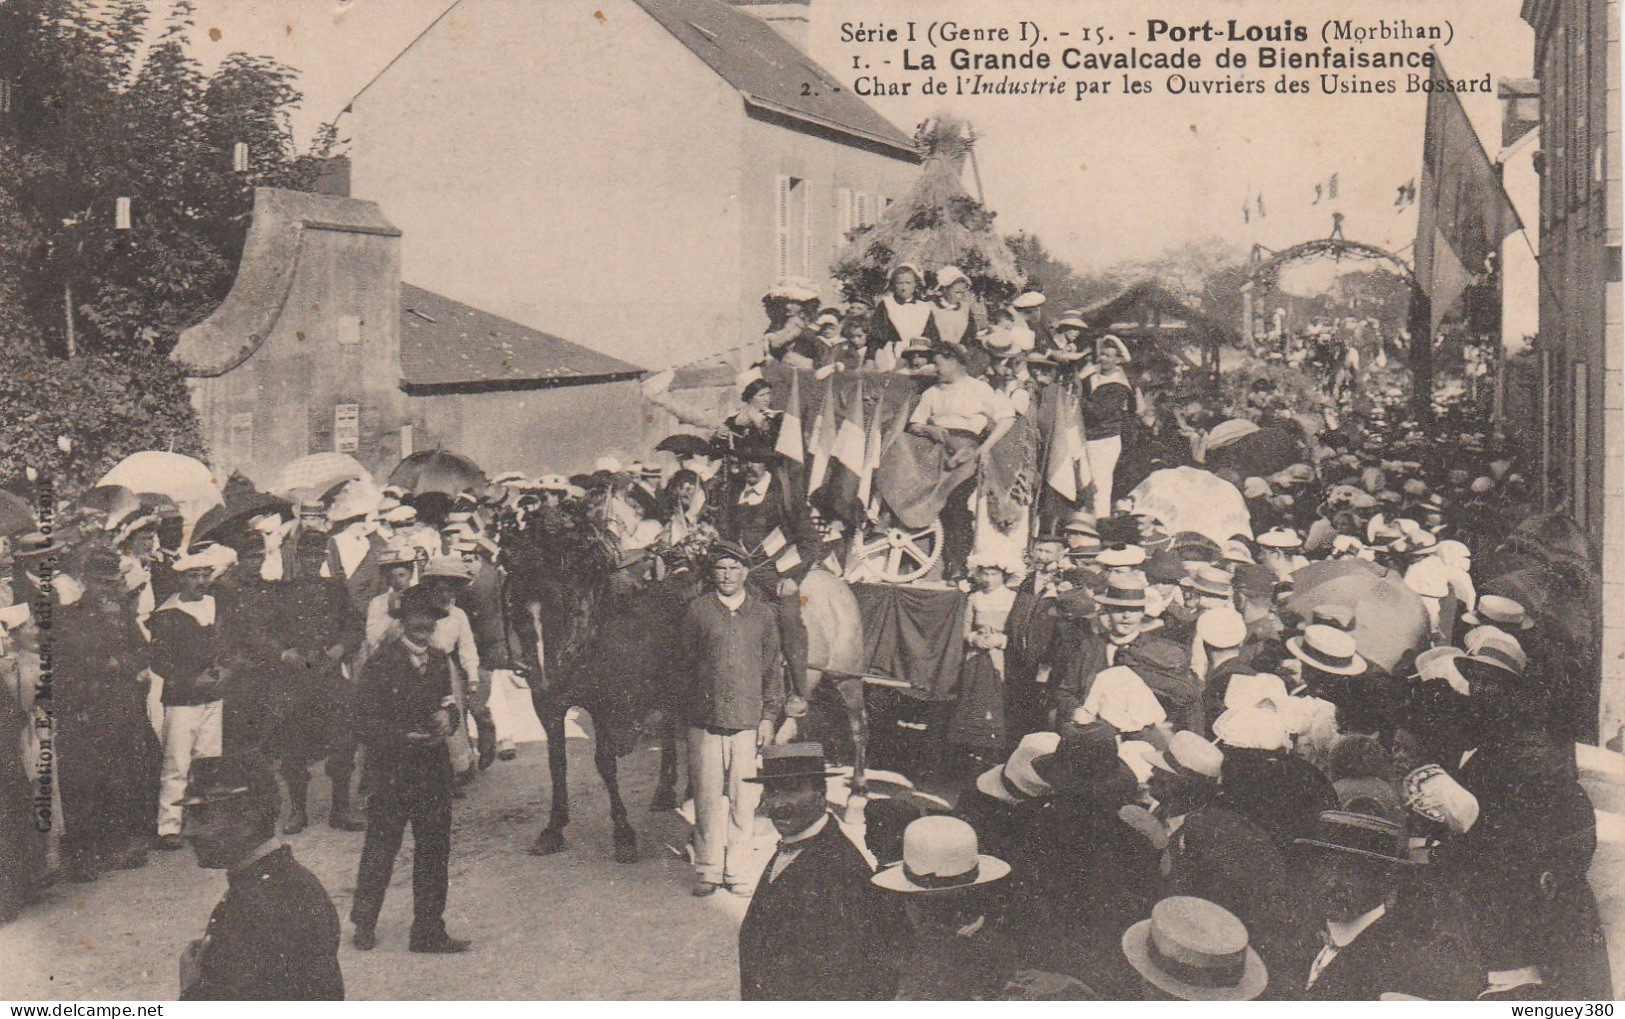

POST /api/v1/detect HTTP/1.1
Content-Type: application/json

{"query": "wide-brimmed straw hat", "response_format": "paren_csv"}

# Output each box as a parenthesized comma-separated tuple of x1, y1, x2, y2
(1096, 573, 1147, 608)
(1462, 594, 1534, 630)
(1287, 624, 1368, 677)
(975, 731, 1060, 804)
(1121, 896, 1269, 1001)
(744, 742, 841, 784)
(872, 816, 1011, 893)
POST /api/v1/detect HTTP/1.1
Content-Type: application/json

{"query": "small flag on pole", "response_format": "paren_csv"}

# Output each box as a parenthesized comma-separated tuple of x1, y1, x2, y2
(1256, 192, 1266, 218)
(115, 196, 131, 230)
(806, 375, 838, 492)
(1327, 172, 1339, 200)
(233, 141, 250, 173)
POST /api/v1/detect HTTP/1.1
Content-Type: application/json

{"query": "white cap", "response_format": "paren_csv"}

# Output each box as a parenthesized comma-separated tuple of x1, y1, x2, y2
(1196, 607, 1247, 650)
(172, 543, 238, 577)
(1011, 291, 1046, 309)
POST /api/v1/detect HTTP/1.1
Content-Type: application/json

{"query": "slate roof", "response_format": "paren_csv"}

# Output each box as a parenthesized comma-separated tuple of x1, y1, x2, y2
(631, 0, 917, 158)
(399, 284, 644, 389)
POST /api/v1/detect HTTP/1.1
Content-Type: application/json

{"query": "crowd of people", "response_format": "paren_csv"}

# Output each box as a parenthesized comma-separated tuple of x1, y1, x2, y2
(0, 258, 1608, 1002)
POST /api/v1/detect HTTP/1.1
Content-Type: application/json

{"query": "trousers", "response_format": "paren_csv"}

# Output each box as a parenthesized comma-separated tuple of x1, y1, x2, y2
(688, 726, 760, 884)
(350, 770, 452, 939)
(157, 700, 223, 835)
(1086, 434, 1122, 520)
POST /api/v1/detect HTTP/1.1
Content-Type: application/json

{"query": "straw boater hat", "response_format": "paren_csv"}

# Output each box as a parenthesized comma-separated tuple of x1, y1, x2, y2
(1097, 334, 1132, 362)
(422, 556, 475, 583)
(1121, 896, 1269, 1001)
(1096, 572, 1148, 608)
(872, 815, 1011, 893)
(1462, 594, 1534, 630)
(1185, 564, 1234, 600)
(1011, 291, 1046, 310)
(1294, 810, 1418, 868)
(1287, 624, 1367, 677)
(1256, 528, 1303, 551)
(744, 742, 841, 784)
(1096, 545, 1147, 569)
(975, 731, 1060, 804)
(1460, 627, 1527, 682)
(377, 538, 418, 568)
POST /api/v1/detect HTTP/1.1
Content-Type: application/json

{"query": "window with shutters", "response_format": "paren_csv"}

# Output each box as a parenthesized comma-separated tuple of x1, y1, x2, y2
(836, 187, 854, 239)
(774, 176, 809, 278)
(334, 403, 360, 454)
(856, 192, 870, 228)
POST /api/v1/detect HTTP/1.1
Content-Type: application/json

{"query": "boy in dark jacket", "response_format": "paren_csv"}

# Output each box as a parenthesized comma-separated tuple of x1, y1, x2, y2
(349, 585, 469, 954)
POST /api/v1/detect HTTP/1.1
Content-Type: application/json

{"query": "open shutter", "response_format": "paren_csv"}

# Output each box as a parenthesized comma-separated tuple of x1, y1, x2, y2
(775, 174, 790, 279)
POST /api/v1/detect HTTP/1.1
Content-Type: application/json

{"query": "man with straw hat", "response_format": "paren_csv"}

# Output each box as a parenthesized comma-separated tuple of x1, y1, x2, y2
(1121, 895, 1268, 1000)
(874, 815, 1020, 999)
(1294, 810, 1480, 999)
(737, 743, 892, 1000)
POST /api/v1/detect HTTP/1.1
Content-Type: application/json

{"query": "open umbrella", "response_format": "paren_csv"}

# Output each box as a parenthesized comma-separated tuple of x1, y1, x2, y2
(274, 452, 369, 501)
(390, 450, 487, 497)
(1204, 426, 1307, 479)
(655, 433, 717, 458)
(1128, 467, 1252, 545)
(70, 484, 142, 525)
(194, 489, 291, 547)
(0, 490, 35, 537)
(99, 451, 224, 525)
(1286, 560, 1428, 672)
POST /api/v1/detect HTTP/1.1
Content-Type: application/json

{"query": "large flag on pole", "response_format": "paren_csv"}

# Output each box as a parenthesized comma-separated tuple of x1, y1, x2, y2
(806, 375, 838, 492)
(1047, 385, 1091, 502)
(816, 378, 867, 524)
(1413, 54, 1523, 333)
(774, 370, 805, 466)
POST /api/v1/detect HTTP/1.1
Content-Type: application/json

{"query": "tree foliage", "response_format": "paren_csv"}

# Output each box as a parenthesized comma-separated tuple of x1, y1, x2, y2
(0, 343, 205, 491)
(0, 0, 336, 356)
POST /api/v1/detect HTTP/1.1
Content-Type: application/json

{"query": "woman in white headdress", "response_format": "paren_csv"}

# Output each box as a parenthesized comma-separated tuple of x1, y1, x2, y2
(868, 263, 933, 371)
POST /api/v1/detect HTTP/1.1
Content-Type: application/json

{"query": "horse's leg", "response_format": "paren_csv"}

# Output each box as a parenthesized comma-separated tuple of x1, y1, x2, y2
(594, 719, 638, 864)
(649, 711, 679, 813)
(529, 695, 570, 856)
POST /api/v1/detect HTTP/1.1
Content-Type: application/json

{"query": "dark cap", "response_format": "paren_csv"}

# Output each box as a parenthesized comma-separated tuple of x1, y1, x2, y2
(705, 539, 752, 569)
(181, 751, 279, 807)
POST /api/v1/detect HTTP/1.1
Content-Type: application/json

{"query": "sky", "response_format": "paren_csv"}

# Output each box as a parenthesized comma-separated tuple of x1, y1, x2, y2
(180, 0, 1534, 274)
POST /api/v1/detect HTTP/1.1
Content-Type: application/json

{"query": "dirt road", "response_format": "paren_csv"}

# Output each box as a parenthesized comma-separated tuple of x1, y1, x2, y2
(1, 728, 776, 1000)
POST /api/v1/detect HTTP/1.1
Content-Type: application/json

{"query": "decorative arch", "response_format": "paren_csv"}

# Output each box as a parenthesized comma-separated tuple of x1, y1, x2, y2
(1240, 228, 1413, 342)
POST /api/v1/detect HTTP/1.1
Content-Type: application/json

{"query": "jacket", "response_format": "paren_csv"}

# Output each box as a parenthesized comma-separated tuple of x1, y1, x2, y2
(149, 600, 221, 706)
(682, 591, 783, 731)
(181, 845, 343, 1000)
(739, 817, 894, 1000)
(1299, 910, 1481, 1000)
(354, 637, 458, 789)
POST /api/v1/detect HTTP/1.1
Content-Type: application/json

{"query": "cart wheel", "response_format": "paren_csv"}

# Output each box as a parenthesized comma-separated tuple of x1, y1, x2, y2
(846, 519, 945, 585)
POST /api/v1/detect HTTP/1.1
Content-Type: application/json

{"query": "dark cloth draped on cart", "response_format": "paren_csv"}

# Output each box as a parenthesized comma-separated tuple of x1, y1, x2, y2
(854, 584, 966, 702)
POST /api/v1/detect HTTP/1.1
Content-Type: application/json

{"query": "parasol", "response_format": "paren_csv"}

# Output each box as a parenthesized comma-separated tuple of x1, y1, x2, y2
(655, 434, 719, 458)
(194, 489, 291, 547)
(70, 484, 142, 525)
(1204, 426, 1307, 479)
(274, 452, 369, 501)
(1286, 560, 1428, 672)
(389, 450, 487, 497)
(0, 490, 35, 537)
(99, 451, 224, 525)
(1127, 467, 1253, 545)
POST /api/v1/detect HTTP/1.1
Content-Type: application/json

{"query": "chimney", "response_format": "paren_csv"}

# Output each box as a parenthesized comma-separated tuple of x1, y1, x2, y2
(730, 0, 810, 52)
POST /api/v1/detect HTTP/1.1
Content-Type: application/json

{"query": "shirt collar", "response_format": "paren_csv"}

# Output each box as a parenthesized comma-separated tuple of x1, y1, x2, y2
(227, 840, 286, 881)
(716, 590, 748, 612)
(1326, 902, 1386, 948)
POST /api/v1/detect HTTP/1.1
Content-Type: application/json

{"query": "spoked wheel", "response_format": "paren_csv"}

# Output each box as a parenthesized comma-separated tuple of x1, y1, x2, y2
(846, 518, 944, 585)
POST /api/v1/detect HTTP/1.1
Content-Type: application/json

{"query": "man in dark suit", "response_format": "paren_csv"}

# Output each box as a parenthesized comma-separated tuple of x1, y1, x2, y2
(1295, 811, 1479, 1000)
(737, 743, 893, 1000)
(1050, 573, 1192, 730)
(348, 585, 469, 954)
(179, 752, 343, 1000)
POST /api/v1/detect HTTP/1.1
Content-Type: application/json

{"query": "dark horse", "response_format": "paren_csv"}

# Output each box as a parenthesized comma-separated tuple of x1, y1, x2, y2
(499, 504, 868, 864)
